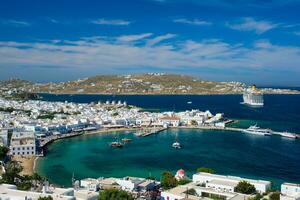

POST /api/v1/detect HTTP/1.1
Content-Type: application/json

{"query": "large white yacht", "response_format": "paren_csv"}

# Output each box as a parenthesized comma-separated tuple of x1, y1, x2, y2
(243, 125, 273, 136)
(242, 85, 264, 106)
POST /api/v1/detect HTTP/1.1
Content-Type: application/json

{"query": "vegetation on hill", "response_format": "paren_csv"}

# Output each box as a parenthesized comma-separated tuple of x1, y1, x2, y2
(31, 74, 247, 94)
(98, 188, 134, 200)
(1, 74, 299, 95)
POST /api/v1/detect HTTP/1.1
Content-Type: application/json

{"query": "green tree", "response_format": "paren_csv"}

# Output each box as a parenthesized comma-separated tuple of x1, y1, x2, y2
(0, 145, 9, 160)
(0, 161, 23, 184)
(269, 192, 280, 200)
(38, 196, 53, 200)
(98, 188, 133, 200)
(161, 171, 178, 190)
(234, 181, 256, 194)
(177, 179, 192, 185)
(197, 167, 215, 174)
(248, 193, 263, 200)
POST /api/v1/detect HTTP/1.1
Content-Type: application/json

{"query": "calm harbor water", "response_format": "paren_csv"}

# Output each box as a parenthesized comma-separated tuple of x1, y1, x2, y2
(37, 94, 300, 187)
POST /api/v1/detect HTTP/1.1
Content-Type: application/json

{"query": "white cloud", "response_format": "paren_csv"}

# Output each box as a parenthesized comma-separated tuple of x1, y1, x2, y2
(173, 18, 212, 26)
(294, 31, 300, 36)
(91, 18, 132, 26)
(117, 33, 153, 42)
(227, 17, 278, 34)
(1, 19, 30, 27)
(0, 34, 299, 77)
(146, 34, 177, 46)
(47, 18, 59, 24)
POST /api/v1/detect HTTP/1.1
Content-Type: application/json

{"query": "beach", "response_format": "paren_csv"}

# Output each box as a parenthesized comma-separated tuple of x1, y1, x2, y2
(12, 155, 37, 176)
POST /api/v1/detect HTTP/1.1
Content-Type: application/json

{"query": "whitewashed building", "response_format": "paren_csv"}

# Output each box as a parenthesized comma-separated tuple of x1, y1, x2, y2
(281, 183, 300, 200)
(193, 172, 271, 193)
(10, 131, 36, 156)
(0, 129, 8, 146)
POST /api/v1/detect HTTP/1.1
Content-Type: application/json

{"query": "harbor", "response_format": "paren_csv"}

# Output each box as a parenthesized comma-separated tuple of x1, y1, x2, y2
(36, 127, 300, 187)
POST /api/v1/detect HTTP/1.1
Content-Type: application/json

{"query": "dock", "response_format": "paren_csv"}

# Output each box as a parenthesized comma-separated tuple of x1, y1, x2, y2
(177, 126, 299, 139)
(136, 127, 167, 137)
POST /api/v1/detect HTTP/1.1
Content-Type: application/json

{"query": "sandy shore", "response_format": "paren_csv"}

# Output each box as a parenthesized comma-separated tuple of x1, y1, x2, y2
(12, 155, 36, 176)
(84, 127, 138, 135)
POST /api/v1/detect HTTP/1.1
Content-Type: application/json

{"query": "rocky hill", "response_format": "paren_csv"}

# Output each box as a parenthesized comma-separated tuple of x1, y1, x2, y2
(1, 74, 299, 95)
(31, 73, 300, 95)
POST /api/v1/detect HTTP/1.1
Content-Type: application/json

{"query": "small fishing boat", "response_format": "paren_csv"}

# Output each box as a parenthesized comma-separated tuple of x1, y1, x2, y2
(110, 134, 124, 148)
(122, 138, 132, 142)
(110, 141, 123, 148)
(187, 101, 192, 104)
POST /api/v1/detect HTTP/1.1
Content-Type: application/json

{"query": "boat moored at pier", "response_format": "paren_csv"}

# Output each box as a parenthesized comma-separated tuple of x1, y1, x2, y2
(242, 125, 273, 136)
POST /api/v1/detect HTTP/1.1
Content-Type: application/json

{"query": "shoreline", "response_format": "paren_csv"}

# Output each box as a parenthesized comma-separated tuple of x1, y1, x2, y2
(37, 92, 300, 96)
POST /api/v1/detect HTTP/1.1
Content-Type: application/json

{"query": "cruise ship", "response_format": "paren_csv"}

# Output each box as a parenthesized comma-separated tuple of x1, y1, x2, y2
(242, 125, 273, 136)
(242, 85, 264, 106)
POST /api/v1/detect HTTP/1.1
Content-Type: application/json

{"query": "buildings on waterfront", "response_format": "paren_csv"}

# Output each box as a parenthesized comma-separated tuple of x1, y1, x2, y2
(281, 183, 300, 200)
(192, 172, 271, 193)
(0, 183, 98, 200)
(9, 131, 36, 156)
(0, 97, 227, 158)
(162, 172, 295, 200)
(0, 168, 299, 200)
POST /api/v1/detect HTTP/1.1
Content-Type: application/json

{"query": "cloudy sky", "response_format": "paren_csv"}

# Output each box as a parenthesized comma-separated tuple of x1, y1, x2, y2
(0, 0, 300, 86)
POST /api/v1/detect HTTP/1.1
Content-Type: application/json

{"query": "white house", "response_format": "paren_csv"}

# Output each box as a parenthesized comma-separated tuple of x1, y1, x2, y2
(10, 131, 36, 156)
(0, 183, 98, 200)
(116, 176, 146, 191)
(0, 129, 8, 146)
(80, 178, 100, 192)
(281, 183, 300, 200)
(192, 172, 271, 193)
(160, 115, 180, 127)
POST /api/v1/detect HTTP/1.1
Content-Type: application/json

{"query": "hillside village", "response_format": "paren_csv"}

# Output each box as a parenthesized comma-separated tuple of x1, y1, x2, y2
(1, 73, 299, 96)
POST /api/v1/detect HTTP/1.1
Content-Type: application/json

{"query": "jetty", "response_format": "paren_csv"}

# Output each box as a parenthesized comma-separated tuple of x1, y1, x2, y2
(136, 127, 167, 137)
(177, 126, 299, 139)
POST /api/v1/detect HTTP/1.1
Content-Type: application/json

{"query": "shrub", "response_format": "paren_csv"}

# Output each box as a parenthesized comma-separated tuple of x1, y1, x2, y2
(98, 188, 133, 200)
(197, 167, 215, 174)
(161, 171, 178, 190)
(269, 192, 280, 200)
(234, 181, 256, 194)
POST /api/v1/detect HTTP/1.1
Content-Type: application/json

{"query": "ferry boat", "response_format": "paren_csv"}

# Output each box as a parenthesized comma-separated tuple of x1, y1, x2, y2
(242, 125, 273, 136)
(242, 85, 264, 106)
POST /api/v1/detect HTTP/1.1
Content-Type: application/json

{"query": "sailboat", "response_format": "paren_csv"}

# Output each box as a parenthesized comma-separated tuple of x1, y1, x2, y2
(172, 133, 181, 149)
(110, 134, 123, 148)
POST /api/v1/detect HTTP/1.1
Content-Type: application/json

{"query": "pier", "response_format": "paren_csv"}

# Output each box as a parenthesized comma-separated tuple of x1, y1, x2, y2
(136, 127, 167, 137)
(176, 126, 299, 139)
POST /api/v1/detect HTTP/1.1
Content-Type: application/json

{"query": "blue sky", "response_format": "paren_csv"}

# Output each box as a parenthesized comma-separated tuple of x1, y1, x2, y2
(1, 0, 300, 86)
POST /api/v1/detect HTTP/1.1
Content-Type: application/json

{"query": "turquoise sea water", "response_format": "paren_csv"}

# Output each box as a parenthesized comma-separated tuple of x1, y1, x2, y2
(37, 94, 300, 187)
